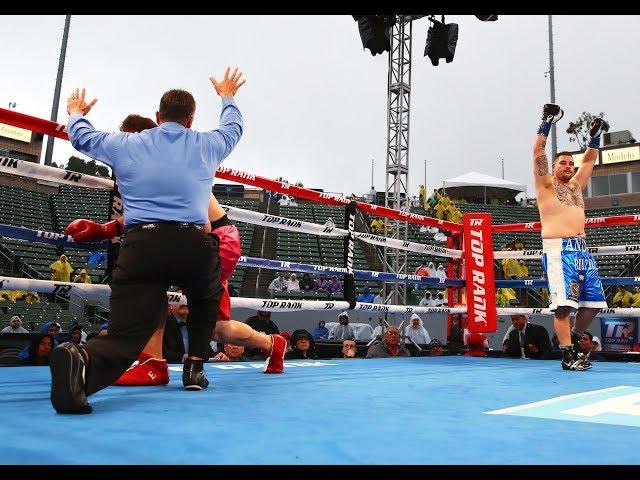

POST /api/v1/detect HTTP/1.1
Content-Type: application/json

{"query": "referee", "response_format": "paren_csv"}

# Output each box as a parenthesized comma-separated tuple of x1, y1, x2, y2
(49, 68, 245, 414)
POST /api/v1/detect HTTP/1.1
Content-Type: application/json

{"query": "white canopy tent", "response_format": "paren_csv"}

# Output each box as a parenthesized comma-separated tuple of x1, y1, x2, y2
(441, 172, 527, 204)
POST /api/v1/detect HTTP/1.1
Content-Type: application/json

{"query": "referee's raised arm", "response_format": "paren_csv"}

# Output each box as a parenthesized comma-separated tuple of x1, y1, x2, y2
(66, 87, 124, 167)
(207, 66, 245, 162)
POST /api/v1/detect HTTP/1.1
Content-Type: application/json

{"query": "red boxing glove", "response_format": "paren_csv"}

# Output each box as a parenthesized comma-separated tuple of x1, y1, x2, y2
(66, 219, 122, 242)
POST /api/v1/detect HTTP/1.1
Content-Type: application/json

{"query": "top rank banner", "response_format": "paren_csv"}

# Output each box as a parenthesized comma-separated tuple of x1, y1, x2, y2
(463, 213, 497, 333)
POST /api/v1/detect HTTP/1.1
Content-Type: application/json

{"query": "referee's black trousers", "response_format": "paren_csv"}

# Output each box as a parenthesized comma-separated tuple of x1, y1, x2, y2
(83, 225, 222, 395)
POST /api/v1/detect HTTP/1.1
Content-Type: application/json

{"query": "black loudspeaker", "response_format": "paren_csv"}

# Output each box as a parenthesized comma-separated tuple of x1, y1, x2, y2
(355, 15, 397, 56)
(424, 19, 458, 66)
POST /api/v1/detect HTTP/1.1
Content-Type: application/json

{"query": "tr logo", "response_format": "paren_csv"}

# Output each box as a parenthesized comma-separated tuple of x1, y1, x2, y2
(63, 171, 82, 182)
(52, 284, 72, 295)
(469, 219, 483, 226)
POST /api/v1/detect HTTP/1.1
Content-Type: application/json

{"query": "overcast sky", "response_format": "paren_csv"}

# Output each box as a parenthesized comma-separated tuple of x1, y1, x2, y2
(3, 15, 639, 199)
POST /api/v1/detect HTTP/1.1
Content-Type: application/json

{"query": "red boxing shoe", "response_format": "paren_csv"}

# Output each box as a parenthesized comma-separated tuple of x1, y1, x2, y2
(263, 334, 286, 374)
(114, 353, 169, 386)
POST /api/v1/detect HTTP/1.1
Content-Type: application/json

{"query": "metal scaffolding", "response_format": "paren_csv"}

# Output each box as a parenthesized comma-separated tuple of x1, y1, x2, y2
(383, 17, 412, 305)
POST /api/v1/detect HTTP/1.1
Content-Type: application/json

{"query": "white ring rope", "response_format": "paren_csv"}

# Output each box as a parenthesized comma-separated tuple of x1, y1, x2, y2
(3, 275, 636, 316)
(224, 205, 463, 259)
(0, 276, 462, 315)
(494, 245, 640, 259)
(0, 155, 114, 189)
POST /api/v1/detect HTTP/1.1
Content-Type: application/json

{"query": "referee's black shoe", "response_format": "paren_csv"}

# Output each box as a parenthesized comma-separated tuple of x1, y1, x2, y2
(49, 342, 93, 414)
(183, 358, 209, 390)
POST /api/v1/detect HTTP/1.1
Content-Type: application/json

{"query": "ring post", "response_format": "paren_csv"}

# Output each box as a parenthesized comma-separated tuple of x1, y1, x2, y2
(344, 201, 357, 309)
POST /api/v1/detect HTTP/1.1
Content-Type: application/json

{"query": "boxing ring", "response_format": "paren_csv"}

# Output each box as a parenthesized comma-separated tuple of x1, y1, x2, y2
(1, 107, 640, 465)
(3, 358, 640, 464)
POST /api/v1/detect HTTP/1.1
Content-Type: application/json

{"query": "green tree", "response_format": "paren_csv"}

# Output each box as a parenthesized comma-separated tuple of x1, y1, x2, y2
(566, 112, 610, 150)
(65, 156, 111, 178)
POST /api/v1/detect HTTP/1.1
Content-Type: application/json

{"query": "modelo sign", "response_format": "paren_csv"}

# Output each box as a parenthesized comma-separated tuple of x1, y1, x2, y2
(463, 213, 497, 333)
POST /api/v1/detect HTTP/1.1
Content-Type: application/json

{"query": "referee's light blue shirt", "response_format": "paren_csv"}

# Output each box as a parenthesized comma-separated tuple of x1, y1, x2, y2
(67, 97, 243, 228)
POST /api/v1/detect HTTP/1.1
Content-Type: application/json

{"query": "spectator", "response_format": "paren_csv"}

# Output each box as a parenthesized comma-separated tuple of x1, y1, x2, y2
(428, 339, 445, 356)
(227, 283, 239, 297)
(268, 273, 288, 295)
(373, 289, 385, 304)
(41, 321, 61, 338)
(314, 274, 329, 292)
(434, 291, 447, 307)
(367, 187, 377, 204)
(366, 326, 410, 358)
(25, 292, 40, 304)
(512, 238, 525, 252)
(286, 329, 317, 360)
(419, 184, 426, 209)
(465, 333, 488, 357)
(418, 291, 433, 307)
(1, 315, 28, 333)
(591, 335, 603, 351)
(312, 320, 329, 340)
(371, 318, 385, 339)
(434, 264, 446, 282)
(69, 325, 84, 345)
(330, 312, 356, 341)
(70, 321, 87, 344)
(73, 269, 92, 284)
(163, 296, 194, 363)
(404, 314, 431, 345)
(578, 331, 605, 361)
(20, 334, 55, 366)
(613, 286, 633, 308)
(299, 273, 314, 291)
(341, 339, 358, 358)
(356, 286, 376, 303)
(414, 263, 431, 278)
(213, 343, 249, 362)
(245, 310, 280, 335)
(287, 273, 300, 292)
(630, 287, 640, 307)
(501, 258, 520, 280)
(87, 322, 109, 341)
(426, 189, 439, 214)
(324, 217, 336, 228)
(50, 254, 74, 282)
(326, 275, 342, 295)
(502, 314, 552, 360)
(17, 322, 61, 361)
(496, 288, 518, 307)
(370, 217, 384, 234)
(516, 260, 529, 278)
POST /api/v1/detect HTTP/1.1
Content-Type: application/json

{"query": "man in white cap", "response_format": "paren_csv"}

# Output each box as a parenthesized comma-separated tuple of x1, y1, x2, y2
(404, 313, 431, 345)
(1, 315, 28, 333)
(331, 312, 356, 341)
